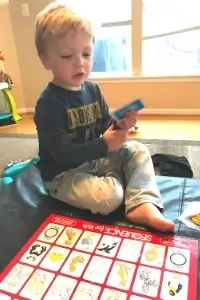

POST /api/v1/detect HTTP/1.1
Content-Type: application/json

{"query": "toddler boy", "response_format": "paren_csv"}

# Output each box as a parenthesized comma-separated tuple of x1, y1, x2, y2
(34, 2, 175, 232)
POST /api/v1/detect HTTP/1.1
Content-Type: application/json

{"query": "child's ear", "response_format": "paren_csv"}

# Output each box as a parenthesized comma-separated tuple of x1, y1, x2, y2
(40, 54, 51, 70)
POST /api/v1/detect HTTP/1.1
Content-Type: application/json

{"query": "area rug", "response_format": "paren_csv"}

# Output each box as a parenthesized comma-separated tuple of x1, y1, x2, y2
(1, 133, 200, 178)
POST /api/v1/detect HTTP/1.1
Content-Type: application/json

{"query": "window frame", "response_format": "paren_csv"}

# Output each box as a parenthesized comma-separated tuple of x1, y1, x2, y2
(89, 0, 200, 82)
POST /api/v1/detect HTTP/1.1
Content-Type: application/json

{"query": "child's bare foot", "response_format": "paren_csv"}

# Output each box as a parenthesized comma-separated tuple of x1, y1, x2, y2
(126, 202, 175, 232)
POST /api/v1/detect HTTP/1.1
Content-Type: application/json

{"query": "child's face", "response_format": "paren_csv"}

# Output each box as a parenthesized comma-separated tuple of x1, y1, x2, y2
(42, 29, 93, 90)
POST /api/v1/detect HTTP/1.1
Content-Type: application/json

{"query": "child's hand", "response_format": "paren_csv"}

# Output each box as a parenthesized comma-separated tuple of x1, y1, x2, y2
(103, 124, 129, 152)
(117, 110, 138, 130)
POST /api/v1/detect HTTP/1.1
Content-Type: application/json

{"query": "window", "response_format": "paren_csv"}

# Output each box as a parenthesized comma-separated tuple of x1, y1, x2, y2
(142, 0, 200, 75)
(92, 25, 131, 75)
(56, 0, 132, 76)
(57, 0, 200, 77)
(89, 0, 132, 75)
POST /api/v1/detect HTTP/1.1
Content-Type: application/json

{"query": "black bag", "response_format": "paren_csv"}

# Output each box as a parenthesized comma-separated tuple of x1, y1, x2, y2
(151, 153, 193, 178)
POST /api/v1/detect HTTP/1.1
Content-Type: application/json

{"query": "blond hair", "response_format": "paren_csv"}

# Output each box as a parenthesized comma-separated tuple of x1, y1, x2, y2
(35, 2, 94, 55)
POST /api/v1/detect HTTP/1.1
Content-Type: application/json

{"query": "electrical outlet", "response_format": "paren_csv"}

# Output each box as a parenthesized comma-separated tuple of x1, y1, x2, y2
(21, 3, 29, 17)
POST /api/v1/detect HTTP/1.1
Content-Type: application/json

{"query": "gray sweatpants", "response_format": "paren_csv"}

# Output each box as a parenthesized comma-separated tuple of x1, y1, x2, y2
(46, 141, 163, 215)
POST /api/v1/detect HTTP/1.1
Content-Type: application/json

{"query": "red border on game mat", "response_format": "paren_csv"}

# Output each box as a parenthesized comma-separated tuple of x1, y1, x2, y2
(0, 213, 199, 299)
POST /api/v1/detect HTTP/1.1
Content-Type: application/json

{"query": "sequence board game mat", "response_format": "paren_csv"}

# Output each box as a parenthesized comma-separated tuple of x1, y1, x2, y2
(0, 213, 198, 300)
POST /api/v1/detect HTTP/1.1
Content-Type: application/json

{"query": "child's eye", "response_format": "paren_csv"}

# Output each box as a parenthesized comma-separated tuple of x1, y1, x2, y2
(83, 53, 91, 57)
(60, 55, 72, 59)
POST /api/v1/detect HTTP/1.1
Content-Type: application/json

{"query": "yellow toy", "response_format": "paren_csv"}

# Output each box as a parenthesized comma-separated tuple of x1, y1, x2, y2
(0, 50, 5, 75)
(0, 48, 21, 124)
(191, 213, 200, 226)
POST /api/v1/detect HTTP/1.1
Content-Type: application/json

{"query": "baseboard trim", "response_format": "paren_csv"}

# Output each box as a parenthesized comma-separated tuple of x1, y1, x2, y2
(142, 108, 200, 115)
(18, 108, 35, 114)
(17, 107, 200, 116)
(110, 108, 200, 115)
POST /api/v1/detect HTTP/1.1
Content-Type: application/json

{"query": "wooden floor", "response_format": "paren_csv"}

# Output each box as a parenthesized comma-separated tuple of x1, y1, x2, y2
(0, 113, 200, 140)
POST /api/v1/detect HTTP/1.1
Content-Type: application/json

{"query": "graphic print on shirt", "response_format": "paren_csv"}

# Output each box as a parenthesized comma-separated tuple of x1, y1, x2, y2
(67, 101, 102, 129)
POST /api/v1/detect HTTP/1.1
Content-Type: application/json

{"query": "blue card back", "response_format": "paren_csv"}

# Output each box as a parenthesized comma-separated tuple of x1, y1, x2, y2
(113, 99, 145, 120)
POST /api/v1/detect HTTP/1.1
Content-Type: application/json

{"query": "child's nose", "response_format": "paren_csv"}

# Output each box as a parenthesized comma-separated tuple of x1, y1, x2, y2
(75, 55, 84, 67)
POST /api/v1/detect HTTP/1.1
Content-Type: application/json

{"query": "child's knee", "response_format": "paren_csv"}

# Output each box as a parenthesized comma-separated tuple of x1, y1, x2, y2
(50, 173, 124, 215)
(90, 177, 124, 215)
(128, 141, 150, 161)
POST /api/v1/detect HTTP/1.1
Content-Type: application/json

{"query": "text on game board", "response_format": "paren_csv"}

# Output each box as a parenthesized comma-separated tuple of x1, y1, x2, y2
(52, 216, 193, 248)
(52, 216, 152, 242)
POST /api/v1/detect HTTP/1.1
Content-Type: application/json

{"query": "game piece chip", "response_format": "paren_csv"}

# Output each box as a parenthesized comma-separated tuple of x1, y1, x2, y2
(191, 213, 200, 226)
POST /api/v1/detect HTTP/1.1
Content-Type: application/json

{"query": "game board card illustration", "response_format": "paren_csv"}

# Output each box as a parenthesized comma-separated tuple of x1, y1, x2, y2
(0, 214, 198, 300)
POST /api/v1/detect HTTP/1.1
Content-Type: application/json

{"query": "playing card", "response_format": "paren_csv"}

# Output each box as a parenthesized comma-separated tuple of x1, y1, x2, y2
(60, 250, 90, 278)
(0, 263, 34, 294)
(37, 223, 64, 243)
(20, 241, 50, 266)
(165, 246, 190, 273)
(71, 281, 101, 299)
(132, 266, 161, 298)
(160, 271, 189, 300)
(83, 256, 112, 284)
(117, 239, 143, 263)
(43, 275, 77, 300)
(75, 230, 102, 252)
(140, 242, 166, 268)
(40, 246, 70, 271)
(95, 234, 121, 257)
(56, 227, 82, 248)
(113, 99, 145, 120)
(19, 269, 55, 299)
(100, 288, 127, 300)
(106, 260, 136, 290)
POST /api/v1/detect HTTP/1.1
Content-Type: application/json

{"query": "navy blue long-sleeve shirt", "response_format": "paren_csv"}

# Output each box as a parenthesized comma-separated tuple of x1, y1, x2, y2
(34, 81, 113, 181)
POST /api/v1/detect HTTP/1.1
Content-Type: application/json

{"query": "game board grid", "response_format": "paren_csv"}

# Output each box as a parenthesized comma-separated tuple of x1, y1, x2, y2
(0, 228, 191, 300)
(0, 252, 189, 300)
(0, 215, 198, 300)
(0, 241, 189, 299)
